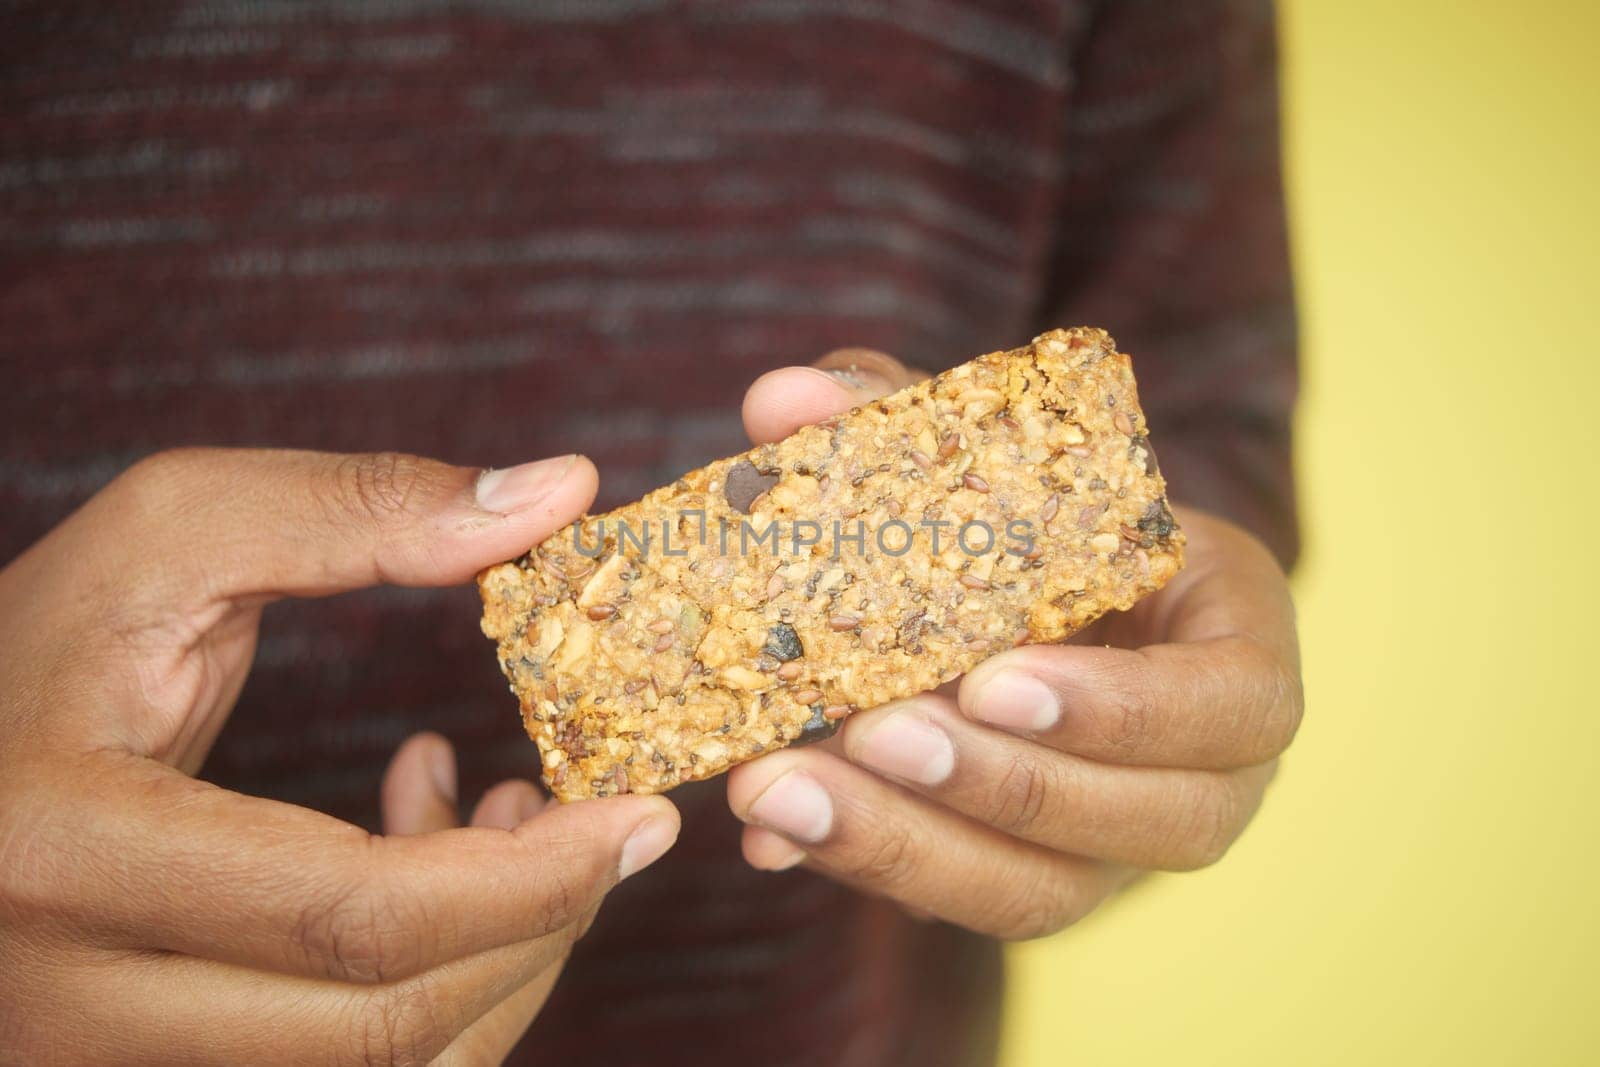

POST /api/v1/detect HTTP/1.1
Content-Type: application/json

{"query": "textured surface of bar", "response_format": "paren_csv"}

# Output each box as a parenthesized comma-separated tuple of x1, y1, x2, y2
(480, 328, 1184, 801)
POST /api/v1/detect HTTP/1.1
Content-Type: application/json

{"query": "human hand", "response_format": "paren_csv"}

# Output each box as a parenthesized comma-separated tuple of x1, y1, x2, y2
(0, 448, 679, 1064)
(726, 353, 1303, 938)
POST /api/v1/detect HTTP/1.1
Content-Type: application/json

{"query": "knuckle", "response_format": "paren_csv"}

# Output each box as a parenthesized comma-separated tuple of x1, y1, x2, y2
(1240, 643, 1306, 762)
(1080, 652, 1165, 757)
(1169, 777, 1245, 871)
(350, 978, 454, 1067)
(536, 861, 583, 936)
(1269, 662, 1307, 752)
(988, 755, 1055, 838)
(294, 872, 427, 985)
(995, 870, 1079, 941)
(333, 451, 432, 525)
(1095, 683, 1156, 756)
(842, 829, 917, 891)
(512, 825, 601, 936)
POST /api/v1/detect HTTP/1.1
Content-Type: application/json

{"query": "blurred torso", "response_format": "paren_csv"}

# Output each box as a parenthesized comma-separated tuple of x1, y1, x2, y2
(0, 4, 1111, 1063)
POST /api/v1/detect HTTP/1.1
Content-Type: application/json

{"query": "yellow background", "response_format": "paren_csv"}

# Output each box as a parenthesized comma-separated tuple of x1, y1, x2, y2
(1001, 2, 1600, 1063)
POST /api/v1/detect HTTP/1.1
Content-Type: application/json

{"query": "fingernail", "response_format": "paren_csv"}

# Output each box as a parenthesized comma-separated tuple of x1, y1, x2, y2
(748, 770, 833, 844)
(855, 709, 954, 786)
(762, 842, 807, 871)
(475, 455, 576, 514)
(619, 816, 678, 879)
(825, 367, 894, 397)
(972, 671, 1060, 732)
(427, 745, 457, 805)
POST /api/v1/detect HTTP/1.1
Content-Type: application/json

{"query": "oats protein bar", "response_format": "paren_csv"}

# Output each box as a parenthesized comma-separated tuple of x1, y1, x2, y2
(479, 328, 1184, 801)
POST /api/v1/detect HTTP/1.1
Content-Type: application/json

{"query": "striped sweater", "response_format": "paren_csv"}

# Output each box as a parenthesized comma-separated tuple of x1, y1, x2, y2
(0, 2, 1296, 1064)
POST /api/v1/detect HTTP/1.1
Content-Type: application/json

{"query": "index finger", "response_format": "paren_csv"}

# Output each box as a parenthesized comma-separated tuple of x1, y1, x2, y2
(959, 512, 1304, 769)
(7, 448, 598, 617)
(26, 751, 678, 985)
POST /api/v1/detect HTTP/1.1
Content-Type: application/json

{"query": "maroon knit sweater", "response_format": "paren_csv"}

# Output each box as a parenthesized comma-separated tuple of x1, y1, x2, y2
(1, 3, 1296, 1064)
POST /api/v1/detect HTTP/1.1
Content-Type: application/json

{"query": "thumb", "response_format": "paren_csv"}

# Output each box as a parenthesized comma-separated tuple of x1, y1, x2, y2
(25, 447, 597, 607)
(741, 347, 927, 445)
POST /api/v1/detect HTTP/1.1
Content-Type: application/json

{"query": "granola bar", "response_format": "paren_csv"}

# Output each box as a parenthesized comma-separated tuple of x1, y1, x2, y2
(479, 327, 1184, 801)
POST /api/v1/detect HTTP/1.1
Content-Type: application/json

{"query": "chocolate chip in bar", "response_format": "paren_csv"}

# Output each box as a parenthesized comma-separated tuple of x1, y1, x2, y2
(763, 622, 805, 662)
(791, 704, 840, 747)
(478, 327, 1186, 801)
(723, 460, 779, 514)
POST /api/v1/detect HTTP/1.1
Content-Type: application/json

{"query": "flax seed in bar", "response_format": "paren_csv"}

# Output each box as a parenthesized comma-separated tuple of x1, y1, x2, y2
(479, 327, 1184, 801)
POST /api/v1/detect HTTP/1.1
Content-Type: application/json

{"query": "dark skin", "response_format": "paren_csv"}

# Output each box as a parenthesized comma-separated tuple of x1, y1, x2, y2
(0, 448, 678, 1064)
(0, 353, 1301, 1063)
(729, 354, 1303, 937)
